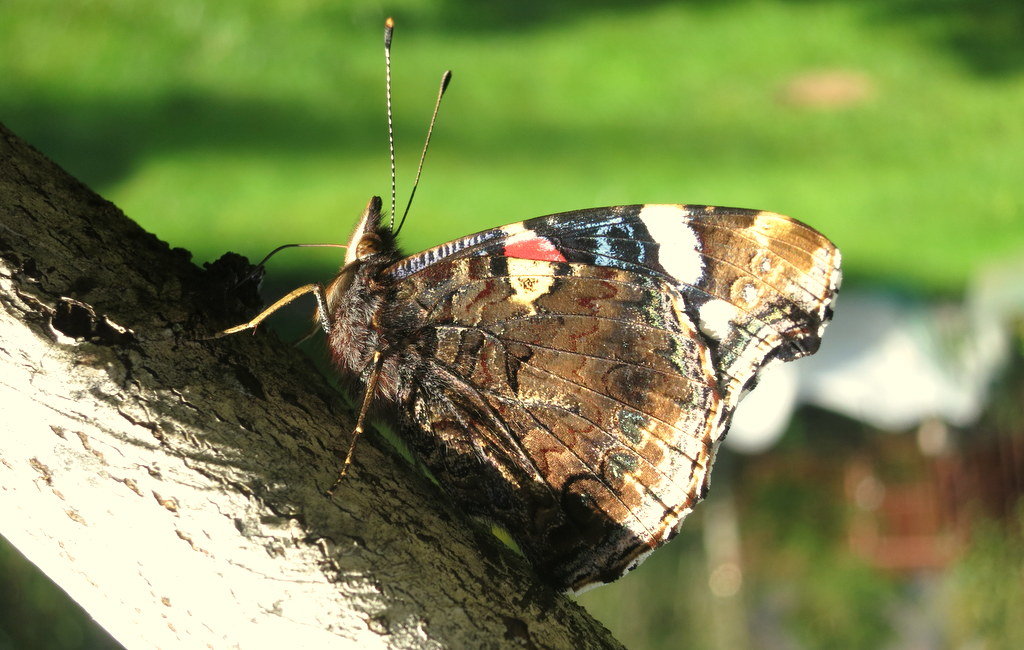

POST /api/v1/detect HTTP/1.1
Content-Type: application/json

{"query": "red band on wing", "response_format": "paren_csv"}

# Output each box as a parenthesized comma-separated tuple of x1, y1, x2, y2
(503, 237, 568, 262)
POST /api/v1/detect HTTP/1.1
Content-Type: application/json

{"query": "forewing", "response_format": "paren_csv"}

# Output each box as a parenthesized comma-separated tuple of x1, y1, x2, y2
(389, 203, 841, 410)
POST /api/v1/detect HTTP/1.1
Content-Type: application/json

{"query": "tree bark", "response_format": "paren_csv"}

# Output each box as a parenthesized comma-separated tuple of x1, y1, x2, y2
(0, 122, 622, 649)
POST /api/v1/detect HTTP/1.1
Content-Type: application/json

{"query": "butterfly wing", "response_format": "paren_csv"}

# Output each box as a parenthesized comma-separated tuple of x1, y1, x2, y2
(380, 204, 841, 591)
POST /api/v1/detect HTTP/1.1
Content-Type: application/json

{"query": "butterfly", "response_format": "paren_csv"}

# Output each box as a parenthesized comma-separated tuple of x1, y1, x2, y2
(219, 19, 842, 593)
(225, 196, 841, 592)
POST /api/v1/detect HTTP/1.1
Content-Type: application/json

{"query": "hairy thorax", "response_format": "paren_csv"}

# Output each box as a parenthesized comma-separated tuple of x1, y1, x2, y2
(324, 255, 398, 391)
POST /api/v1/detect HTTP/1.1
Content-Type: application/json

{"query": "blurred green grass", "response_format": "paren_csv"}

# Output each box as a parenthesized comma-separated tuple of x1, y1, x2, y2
(3, 0, 1023, 295)
(3, 1, 1024, 648)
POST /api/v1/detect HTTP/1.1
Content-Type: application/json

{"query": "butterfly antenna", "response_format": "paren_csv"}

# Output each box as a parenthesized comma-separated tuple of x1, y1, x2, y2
(384, 17, 398, 229)
(394, 70, 452, 237)
(252, 243, 348, 269)
(235, 243, 347, 289)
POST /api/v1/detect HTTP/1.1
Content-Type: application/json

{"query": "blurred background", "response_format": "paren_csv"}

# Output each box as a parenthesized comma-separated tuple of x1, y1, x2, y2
(2, 1, 1022, 648)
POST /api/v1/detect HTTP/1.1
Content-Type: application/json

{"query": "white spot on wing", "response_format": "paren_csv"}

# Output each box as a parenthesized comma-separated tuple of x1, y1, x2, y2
(638, 204, 704, 285)
(506, 258, 556, 311)
(741, 282, 758, 305)
(699, 299, 740, 342)
(499, 222, 529, 237)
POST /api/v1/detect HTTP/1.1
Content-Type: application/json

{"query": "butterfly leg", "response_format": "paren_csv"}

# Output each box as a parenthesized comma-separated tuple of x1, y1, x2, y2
(292, 285, 335, 345)
(329, 349, 384, 494)
(216, 283, 332, 337)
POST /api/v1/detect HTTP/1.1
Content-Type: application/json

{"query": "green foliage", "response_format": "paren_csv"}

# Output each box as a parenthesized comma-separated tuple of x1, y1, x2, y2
(742, 454, 899, 649)
(944, 509, 1024, 649)
(783, 549, 898, 649)
(3, 0, 1023, 294)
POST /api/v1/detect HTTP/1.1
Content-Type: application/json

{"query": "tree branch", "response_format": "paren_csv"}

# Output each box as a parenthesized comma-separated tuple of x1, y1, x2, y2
(0, 122, 622, 649)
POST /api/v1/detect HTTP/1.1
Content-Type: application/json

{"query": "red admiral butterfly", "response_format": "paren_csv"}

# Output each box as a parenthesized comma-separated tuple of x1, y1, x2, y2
(222, 19, 842, 593)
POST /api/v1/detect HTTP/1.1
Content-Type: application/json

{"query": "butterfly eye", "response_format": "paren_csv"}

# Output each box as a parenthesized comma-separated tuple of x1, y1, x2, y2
(355, 234, 384, 260)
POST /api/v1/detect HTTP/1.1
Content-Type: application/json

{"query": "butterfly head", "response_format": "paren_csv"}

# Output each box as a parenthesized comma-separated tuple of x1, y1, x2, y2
(327, 195, 401, 303)
(344, 196, 394, 266)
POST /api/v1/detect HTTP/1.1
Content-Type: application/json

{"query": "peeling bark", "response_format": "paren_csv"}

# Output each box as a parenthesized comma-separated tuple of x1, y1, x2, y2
(0, 123, 622, 649)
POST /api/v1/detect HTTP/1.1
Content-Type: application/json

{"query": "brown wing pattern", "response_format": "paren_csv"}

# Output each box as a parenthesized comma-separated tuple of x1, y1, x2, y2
(679, 208, 841, 410)
(382, 205, 841, 591)
(396, 256, 724, 589)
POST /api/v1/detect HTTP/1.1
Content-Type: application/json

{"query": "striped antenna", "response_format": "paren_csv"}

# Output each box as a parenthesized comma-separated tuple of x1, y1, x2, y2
(384, 17, 397, 228)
